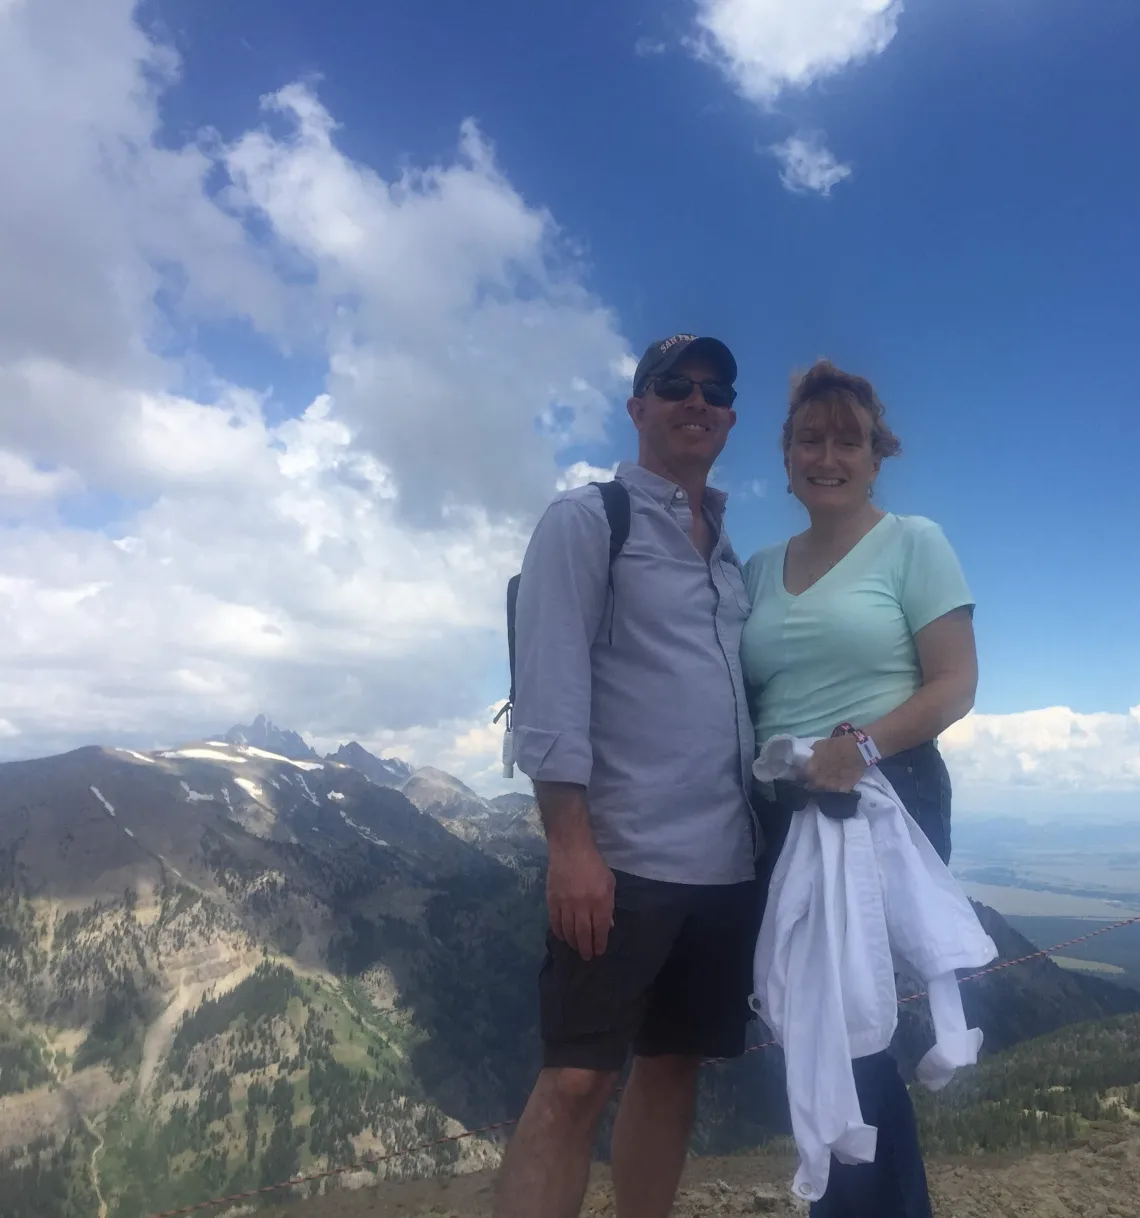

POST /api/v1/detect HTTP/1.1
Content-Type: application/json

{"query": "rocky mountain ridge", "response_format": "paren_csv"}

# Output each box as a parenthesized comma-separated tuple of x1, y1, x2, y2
(221, 718, 543, 867)
(325, 742, 412, 789)
(0, 735, 544, 1217)
(0, 721, 1134, 1218)
(222, 715, 321, 762)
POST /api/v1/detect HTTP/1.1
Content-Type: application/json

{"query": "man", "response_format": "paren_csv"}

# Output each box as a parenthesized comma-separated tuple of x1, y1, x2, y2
(493, 335, 761, 1218)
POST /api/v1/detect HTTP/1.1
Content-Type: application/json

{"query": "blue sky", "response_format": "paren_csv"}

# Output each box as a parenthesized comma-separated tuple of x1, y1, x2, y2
(0, 0, 1137, 812)
(145, 0, 1139, 718)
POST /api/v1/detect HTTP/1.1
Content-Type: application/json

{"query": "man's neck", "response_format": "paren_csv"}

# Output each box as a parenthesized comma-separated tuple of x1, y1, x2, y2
(638, 454, 710, 506)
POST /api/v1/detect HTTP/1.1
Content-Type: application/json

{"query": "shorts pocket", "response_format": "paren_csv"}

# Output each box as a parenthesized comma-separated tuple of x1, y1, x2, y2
(539, 909, 642, 1042)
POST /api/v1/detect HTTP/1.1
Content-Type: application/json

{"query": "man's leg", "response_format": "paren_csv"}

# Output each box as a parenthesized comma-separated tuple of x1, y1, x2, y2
(611, 1053, 701, 1218)
(493, 1066, 618, 1218)
(495, 872, 687, 1218)
(614, 873, 763, 1216)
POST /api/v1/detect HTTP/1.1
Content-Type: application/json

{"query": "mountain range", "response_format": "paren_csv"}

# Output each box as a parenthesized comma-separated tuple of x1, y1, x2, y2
(0, 717, 1136, 1218)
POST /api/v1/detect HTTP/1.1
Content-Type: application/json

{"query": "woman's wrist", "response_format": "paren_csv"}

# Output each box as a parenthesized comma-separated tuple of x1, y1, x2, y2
(831, 721, 882, 766)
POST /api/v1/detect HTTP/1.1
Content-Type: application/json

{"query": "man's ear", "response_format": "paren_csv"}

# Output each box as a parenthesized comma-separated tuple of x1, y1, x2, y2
(627, 395, 644, 428)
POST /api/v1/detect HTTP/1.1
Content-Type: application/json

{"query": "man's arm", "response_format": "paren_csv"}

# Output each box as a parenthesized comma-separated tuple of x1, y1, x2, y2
(533, 781, 615, 961)
(513, 498, 615, 961)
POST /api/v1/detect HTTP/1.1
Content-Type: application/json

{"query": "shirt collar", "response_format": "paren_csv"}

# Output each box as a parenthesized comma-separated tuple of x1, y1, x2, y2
(615, 460, 729, 521)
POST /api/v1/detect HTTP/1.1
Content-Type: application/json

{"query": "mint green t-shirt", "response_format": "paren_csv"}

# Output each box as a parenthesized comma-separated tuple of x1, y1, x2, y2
(741, 514, 974, 746)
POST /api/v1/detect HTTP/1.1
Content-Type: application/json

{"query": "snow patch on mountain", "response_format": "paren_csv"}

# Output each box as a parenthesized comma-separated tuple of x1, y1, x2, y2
(338, 808, 388, 848)
(234, 777, 266, 802)
(160, 748, 246, 764)
(180, 781, 214, 803)
(90, 786, 115, 816)
(238, 744, 323, 771)
(116, 749, 156, 764)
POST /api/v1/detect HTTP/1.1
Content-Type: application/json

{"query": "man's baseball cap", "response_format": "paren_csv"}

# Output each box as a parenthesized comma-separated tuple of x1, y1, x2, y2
(631, 334, 738, 396)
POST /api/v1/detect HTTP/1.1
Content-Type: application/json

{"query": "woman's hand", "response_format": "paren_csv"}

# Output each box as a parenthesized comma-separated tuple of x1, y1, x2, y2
(804, 734, 868, 793)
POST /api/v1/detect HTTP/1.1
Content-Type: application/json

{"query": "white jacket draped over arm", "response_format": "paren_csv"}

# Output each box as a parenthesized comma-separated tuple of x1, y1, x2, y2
(751, 736, 998, 1203)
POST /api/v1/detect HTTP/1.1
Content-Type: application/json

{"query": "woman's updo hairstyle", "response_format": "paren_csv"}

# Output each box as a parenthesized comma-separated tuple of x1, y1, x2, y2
(782, 359, 902, 459)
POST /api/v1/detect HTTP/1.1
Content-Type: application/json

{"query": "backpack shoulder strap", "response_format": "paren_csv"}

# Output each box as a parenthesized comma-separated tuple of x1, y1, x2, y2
(504, 573, 521, 715)
(590, 478, 630, 644)
(592, 479, 630, 564)
(499, 479, 630, 725)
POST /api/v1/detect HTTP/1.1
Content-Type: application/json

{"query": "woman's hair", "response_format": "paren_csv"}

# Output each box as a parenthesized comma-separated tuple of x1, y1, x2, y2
(782, 359, 902, 459)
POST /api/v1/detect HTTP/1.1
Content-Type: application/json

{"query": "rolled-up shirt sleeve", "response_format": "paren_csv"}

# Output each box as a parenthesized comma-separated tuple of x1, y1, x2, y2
(512, 496, 610, 787)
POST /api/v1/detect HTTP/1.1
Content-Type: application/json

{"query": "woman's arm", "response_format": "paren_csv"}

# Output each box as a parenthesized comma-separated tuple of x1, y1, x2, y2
(804, 606, 978, 792)
(864, 606, 978, 756)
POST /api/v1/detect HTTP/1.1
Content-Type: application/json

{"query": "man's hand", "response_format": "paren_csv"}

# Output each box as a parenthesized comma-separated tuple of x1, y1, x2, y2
(804, 734, 868, 793)
(546, 842, 615, 962)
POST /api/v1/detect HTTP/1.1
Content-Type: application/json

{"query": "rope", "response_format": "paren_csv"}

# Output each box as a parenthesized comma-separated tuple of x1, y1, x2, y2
(897, 912, 1140, 1005)
(148, 910, 1140, 1216)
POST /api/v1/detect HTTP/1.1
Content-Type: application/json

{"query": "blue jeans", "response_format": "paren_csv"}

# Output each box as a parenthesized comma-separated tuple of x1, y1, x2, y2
(756, 741, 952, 1218)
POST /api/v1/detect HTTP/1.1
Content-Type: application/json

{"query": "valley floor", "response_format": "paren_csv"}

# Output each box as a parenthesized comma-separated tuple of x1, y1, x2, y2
(260, 1126, 1140, 1218)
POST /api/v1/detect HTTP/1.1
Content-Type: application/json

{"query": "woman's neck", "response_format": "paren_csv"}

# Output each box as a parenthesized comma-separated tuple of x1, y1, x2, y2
(805, 502, 885, 552)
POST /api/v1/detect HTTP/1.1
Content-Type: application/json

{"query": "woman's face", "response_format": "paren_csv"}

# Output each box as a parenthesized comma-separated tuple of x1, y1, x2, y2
(785, 399, 880, 515)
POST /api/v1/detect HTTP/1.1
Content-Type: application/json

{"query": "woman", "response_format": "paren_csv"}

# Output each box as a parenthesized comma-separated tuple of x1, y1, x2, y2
(740, 359, 978, 1218)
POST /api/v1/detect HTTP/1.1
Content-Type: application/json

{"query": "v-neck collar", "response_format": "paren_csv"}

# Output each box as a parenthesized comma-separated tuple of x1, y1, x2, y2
(779, 513, 892, 599)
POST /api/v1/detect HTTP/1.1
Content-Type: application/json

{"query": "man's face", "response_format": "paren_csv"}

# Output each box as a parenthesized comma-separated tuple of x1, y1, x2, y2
(627, 356, 737, 470)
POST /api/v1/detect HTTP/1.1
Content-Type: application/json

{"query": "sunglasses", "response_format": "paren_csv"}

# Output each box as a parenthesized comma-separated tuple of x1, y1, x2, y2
(647, 375, 737, 408)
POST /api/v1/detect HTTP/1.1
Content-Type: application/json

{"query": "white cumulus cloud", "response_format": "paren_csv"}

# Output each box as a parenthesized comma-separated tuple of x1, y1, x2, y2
(690, 1, 905, 197)
(770, 132, 853, 195)
(0, 0, 634, 766)
(369, 702, 1140, 807)
(0, 450, 81, 512)
(692, 0, 904, 104)
(942, 706, 1140, 793)
(555, 461, 620, 492)
(940, 706, 1140, 818)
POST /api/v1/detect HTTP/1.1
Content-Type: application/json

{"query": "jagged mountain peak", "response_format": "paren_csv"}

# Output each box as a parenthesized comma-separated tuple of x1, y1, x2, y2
(405, 766, 480, 799)
(325, 741, 412, 788)
(222, 714, 319, 761)
(490, 792, 536, 815)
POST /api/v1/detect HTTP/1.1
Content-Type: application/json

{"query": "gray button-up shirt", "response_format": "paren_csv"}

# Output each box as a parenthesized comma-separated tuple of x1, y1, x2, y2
(512, 461, 758, 885)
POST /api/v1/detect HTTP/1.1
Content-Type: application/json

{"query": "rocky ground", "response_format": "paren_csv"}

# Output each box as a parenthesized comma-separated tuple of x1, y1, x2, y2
(255, 1126, 1140, 1218)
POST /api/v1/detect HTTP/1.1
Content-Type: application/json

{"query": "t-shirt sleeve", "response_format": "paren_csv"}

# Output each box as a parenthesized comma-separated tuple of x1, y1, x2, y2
(899, 518, 975, 635)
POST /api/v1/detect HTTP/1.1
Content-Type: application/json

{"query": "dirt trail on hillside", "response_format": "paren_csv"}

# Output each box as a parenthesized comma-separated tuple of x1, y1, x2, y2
(256, 1128, 1140, 1218)
(138, 948, 260, 1099)
(81, 1116, 108, 1218)
(0, 1065, 127, 1152)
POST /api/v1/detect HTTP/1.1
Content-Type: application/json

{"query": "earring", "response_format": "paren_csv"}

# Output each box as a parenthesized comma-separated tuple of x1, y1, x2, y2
(786, 483, 792, 494)
(868, 484, 875, 499)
